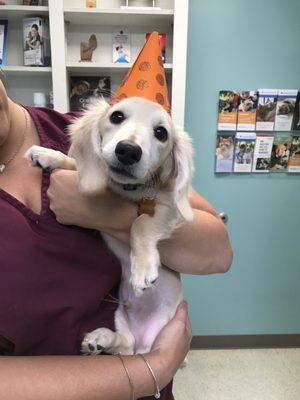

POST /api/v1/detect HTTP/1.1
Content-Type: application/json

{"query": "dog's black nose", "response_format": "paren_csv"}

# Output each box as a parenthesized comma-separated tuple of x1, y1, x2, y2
(115, 141, 142, 165)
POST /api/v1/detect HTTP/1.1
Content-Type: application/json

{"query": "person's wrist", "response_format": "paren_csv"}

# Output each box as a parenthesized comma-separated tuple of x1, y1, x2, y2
(119, 352, 169, 399)
(146, 349, 174, 390)
(98, 193, 137, 239)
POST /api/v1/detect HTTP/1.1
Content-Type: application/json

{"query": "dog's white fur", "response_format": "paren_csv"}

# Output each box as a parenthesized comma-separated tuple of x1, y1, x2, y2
(25, 97, 194, 354)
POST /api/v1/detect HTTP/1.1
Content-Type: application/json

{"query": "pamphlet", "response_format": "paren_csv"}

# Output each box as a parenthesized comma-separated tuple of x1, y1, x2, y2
(237, 91, 258, 131)
(252, 135, 274, 173)
(215, 134, 234, 173)
(233, 132, 256, 173)
(256, 89, 277, 131)
(217, 90, 239, 131)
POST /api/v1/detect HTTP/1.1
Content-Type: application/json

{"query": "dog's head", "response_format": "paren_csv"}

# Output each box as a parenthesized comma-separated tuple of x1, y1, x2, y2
(245, 142, 253, 153)
(278, 100, 295, 115)
(242, 99, 254, 112)
(276, 144, 288, 156)
(68, 97, 194, 221)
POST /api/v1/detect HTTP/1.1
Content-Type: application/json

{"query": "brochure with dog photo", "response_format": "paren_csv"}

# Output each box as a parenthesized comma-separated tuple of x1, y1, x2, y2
(270, 135, 292, 172)
(237, 91, 258, 131)
(233, 132, 256, 173)
(215, 134, 234, 173)
(274, 89, 298, 131)
(288, 136, 300, 173)
(256, 89, 278, 131)
(69, 76, 111, 111)
(217, 90, 239, 131)
(252, 135, 274, 173)
(292, 92, 300, 131)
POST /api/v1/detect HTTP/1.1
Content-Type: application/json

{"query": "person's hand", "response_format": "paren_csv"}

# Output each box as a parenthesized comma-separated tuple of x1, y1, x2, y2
(47, 169, 136, 234)
(147, 301, 192, 389)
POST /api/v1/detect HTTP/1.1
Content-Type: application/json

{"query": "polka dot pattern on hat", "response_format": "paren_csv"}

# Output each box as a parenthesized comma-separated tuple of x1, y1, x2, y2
(157, 55, 163, 67)
(156, 73, 164, 86)
(136, 80, 149, 90)
(139, 61, 151, 71)
(156, 93, 165, 105)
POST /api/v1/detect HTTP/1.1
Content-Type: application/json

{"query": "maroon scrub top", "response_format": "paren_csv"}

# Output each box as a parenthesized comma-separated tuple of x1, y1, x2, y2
(0, 106, 174, 399)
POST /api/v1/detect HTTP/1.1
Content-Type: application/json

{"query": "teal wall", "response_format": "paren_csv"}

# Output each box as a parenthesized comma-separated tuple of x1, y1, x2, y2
(184, 0, 300, 335)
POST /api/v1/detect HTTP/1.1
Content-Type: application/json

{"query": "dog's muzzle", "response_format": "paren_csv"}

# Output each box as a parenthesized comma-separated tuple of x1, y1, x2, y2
(115, 140, 142, 166)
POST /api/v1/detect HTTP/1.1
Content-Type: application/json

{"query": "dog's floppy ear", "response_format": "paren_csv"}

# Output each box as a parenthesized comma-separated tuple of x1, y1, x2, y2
(172, 129, 194, 222)
(68, 100, 109, 195)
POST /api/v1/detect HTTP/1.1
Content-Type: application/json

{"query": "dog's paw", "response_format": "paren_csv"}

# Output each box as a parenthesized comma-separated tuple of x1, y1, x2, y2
(81, 328, 116, 355)
(130, 251, 160, 296)
(130, 268, 158, 296)
(24, 145, 62, 170)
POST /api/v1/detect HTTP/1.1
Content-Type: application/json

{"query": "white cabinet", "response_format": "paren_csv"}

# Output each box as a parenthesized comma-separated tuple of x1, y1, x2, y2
(1, 0, 188, 128)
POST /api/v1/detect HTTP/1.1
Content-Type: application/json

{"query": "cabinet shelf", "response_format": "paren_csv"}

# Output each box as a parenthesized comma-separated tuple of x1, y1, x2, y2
(0, 5, 49, 20)
(1, 66, 52, 76)
(64, 7, 173, 26)
(66, 61, 172, 74)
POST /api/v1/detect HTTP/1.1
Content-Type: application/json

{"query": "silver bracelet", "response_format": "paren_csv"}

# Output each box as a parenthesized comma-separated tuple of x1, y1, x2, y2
(116, 354, 135, 400)
(138, 353, 161, 399)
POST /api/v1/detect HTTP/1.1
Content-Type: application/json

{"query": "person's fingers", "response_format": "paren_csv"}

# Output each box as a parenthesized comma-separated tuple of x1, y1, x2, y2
(176, 301, 192, 342)
(173, 300, 188, 326)
(186, 313, 192, 333)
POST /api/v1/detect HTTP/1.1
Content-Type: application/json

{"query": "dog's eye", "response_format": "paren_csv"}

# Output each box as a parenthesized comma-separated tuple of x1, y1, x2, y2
(154, 126, 168, 142)
(110, 111, 126, 124)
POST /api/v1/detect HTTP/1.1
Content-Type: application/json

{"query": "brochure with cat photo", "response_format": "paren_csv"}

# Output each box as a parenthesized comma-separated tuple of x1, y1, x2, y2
(270, 135, 292, 172)
(292, 92, 300, 131)
(252, 135, 274, 173)
(217, 90, 239, 131)
(256, 89, 278, 131)
(69, 76, 111, 111)
(288, 136, 300, 173)
(215, 134, 234, 173)
(274, 89, 298, 131)
(233, 132, 256, 173)
(237, 91, 258, 131)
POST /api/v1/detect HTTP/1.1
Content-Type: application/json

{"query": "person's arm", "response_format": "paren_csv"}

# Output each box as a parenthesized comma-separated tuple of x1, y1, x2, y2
(47, 170, 233, 275)
(0, 302, 191, 400)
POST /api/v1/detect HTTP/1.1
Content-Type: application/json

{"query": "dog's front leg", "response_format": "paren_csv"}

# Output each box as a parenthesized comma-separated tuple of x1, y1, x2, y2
(25, 145, 77, 171)
(130, 204, 176, 296)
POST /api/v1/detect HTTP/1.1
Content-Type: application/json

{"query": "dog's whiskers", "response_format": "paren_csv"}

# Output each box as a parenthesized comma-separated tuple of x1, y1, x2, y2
(103, 294, 130, 309)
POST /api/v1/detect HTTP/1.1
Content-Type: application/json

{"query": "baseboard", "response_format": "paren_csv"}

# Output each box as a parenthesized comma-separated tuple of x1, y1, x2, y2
(191, 334, 300, 349)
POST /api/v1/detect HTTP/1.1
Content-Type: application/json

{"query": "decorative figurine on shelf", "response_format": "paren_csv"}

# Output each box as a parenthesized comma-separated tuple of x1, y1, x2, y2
(86, 0, 97, 7)
(80, 34, 97, 62)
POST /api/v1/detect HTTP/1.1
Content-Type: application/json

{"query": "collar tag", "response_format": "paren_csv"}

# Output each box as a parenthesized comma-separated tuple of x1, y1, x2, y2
(138, 198, 156, 217)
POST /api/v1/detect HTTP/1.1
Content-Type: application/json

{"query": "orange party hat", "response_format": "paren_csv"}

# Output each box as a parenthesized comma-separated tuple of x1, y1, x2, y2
(110, 31, 170, 113)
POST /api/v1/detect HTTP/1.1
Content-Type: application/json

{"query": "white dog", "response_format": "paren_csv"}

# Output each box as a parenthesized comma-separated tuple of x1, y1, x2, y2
(25, 97, 194, 355)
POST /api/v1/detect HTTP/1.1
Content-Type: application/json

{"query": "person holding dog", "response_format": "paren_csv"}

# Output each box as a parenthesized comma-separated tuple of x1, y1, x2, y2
(0, 34, 232, 400)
